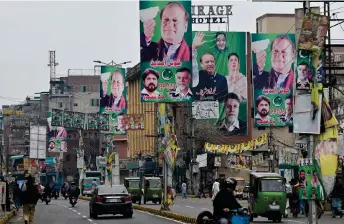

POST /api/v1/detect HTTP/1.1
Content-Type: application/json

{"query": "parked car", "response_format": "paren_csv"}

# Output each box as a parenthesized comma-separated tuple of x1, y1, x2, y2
(89, 185, 133, 219)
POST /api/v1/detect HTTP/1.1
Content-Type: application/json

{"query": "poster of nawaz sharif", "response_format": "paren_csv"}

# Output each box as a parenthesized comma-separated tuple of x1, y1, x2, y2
(192, 31, 248, 136)
(251, 33, 296, 127)
(139, 1, 193, 103)
(99, 66, 127, 135)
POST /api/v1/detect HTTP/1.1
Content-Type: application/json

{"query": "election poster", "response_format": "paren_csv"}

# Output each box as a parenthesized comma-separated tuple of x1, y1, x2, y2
(139, 1, 193, 103)
(251, 33, 296, 127)
(99, 66, 127, 135)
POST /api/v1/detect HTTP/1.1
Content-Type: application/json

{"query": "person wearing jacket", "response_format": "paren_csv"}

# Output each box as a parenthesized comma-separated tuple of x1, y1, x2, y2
(213, 178, 242, 224)
(20, 175, 40, 224)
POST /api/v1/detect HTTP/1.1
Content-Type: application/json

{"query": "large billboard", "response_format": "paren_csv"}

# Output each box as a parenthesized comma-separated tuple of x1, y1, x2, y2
(47, 113, 68, 153)
(99, 66, 127, 135)
(139, 1, 193, 103)
(251, 33, 296, 127)
(192, 31, 248, 136)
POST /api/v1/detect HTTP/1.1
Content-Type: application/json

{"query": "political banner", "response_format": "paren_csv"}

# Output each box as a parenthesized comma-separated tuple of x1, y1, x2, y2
(63, 111, 74, 128)
(298, 158, 324, 201)
(140, 1, 193, 103)
(99, 66, 127, 135)
(51, 109, 63, 126)
(123, 114, 145, 130)
(47, 112, 68, 153)
(87, 113, 99, 130)
(204, 133, 268, 154)
(296, 50, 314, 90)
(99, 113, 110, 132)
(73, 112, 86, 129)
(192, 101, 219, 119)
(192, 31, 248, 136)
(227, 155, 251, 170)
(298, 12, 328, 54)
(251, 33, 296, 127)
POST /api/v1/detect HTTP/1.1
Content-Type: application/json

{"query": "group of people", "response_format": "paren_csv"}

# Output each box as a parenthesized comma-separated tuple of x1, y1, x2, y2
(10, 175, 81, 224)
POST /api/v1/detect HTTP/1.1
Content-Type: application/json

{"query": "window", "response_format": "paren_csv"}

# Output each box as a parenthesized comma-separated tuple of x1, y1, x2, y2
(73, 103, 78, 107)
(90, 99, 100, 107)
(80, 86, 87, 92)
(58, 102, 63, 108)
(260, 179, 285, 192)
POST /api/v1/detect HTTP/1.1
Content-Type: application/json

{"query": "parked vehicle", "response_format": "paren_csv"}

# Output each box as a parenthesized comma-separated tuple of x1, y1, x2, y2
(89, 185, 133, 219)
(142, 177, 162, 204)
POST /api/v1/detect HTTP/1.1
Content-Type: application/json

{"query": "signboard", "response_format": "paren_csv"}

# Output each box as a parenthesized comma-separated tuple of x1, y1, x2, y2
(2, 109, 23, 115)
(191, 5, 233, 24)
(123, 114, 144, 130)
(29, 125, 47, 159)
(192, 101, 219, 119)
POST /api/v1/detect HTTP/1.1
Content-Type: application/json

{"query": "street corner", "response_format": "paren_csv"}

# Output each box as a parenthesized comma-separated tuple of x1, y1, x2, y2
(133, 204, 197, 223)
(0, 210, 17, 224)
(79, 196, 90, 201)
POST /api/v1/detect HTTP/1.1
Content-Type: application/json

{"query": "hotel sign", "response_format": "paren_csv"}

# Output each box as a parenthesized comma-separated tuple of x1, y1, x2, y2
(191, 5, 233, 24)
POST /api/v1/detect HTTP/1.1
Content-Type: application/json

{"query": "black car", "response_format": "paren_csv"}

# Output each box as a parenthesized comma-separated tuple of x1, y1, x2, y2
(89, 185, 133, 219)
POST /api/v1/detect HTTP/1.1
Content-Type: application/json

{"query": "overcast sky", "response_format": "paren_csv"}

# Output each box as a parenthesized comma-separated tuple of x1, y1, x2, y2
(1, 0, 343, 107)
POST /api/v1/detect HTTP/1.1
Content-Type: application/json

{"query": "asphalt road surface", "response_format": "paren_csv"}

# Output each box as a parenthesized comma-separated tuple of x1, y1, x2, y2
(141, 197, 344, 224)
(8, 198, 180, 224)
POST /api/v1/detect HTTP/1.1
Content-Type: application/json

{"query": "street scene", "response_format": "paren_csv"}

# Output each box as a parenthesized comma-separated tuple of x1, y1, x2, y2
(1, 0, 344, 224)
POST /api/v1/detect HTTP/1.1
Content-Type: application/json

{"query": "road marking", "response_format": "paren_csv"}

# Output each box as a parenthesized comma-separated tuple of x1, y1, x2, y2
(284, 220, 305, 223)
(87, 218, 93, 222)
(135, 210, 187, 224)
(77, 213, 81, 215)
(185, 205, 194, 208)
(68, 208, 72, 210)
(82, 215, 87, 218)
(73, 210, 77, 212)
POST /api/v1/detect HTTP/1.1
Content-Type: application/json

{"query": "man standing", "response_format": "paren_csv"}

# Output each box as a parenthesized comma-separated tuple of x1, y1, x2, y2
(169, 67, 193, 99)
(100, 72, 111, 107)
(141, 68, 162, 99)
(140, 2, 191, 61)
(191, 32, 228, 102)
(255, 95, 271, 125)
(253, 35, 295, 90)
(211, 179, 220, 201)
(21, 175, 39, 224)
(216, 93, 247, 136)
(108, 71, 126, 111)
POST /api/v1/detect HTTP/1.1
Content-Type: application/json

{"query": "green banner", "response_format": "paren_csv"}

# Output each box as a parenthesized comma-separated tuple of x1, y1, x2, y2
(47, 112, 68, 153)
(251, 33, 296, 127)
(192, 31, 248, 136)
(298, 159, 324, 201)
(87, 113, 99, 130)
(99, 66, 127, 135)
(140, 1, 192, 103)
(63, 111, 74, 128)
(296, 50, 314, 90)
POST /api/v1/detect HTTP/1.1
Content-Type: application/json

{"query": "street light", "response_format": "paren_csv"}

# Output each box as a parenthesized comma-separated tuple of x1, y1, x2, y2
(93, 60, 132, 66)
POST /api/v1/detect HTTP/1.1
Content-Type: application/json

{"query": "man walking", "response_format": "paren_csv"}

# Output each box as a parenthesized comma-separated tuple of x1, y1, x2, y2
(181, 182, 187, 199)
(21, 175, 40, 224)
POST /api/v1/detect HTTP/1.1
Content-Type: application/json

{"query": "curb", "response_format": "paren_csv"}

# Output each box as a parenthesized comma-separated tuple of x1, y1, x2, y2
(79, 196, 196, 223)
(0, 210, 17, 224)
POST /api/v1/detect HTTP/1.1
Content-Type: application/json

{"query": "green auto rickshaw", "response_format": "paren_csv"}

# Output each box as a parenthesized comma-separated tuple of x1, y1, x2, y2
(249, 172, 287, 223)
(142, 177, 162, 204)
(124, 177, 142, 204)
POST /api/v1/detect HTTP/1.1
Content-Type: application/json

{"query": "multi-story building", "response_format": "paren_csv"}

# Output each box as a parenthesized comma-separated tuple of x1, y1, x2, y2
(49, 73, 128, 179)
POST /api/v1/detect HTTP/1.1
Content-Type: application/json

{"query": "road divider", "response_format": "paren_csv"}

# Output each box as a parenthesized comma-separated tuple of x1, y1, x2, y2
(79, 196, 197, 223)
(0, 210, 17, 224)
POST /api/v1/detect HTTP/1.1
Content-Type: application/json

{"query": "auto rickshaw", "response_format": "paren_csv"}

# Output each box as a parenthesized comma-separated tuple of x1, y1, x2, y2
(142, 177, 162, 204)
(124, 177, 142, 204)
(231, 177, 245, 199)
(249, 172, 287, 223)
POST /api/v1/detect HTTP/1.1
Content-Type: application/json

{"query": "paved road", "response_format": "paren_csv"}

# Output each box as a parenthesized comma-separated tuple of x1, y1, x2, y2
(141, 197, 344, 224)
(8, 198, 179, 224)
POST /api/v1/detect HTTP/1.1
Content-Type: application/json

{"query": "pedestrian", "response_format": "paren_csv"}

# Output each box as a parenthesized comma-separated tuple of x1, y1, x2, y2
(211, 179, 220, 201)
(199, 182, 206, 198)
(181, 182, 187, 199)
(20, 174, 40, 224)
(13, 183, 21, 210)
(331, 178, 344, 218)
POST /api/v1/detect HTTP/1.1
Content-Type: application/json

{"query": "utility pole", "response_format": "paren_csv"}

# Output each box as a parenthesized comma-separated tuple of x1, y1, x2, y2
(154, 103, 159, 176)
(303, 1, 317, 223)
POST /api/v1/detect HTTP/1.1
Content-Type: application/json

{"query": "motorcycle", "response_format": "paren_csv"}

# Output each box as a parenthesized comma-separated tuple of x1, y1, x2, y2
(62, 191, 69, 199)
(52, 188, 59, 199)
(45, 194, 51, 205)
(69, 196, 77, 207)
(196, 208, 250, 224)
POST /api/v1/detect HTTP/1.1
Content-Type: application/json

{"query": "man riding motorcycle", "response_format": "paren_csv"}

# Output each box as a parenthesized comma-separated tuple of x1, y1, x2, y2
(68, 182, 80, 205)
(213, 178, 242, 224)
(61, 181, 70, 197)
(43, 183, 52, 201)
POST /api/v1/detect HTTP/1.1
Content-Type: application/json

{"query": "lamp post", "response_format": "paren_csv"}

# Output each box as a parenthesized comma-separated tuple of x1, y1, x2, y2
(93, 60, 132, 67)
